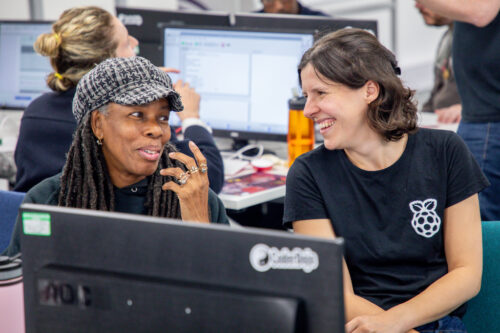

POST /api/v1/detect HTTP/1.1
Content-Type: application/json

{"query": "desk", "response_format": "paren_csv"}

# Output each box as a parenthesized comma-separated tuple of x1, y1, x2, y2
(418, 111, 459, 132)
(219, 169, 287, 210)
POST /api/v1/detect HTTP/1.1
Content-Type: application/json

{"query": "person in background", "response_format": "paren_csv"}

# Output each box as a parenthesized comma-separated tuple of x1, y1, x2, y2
(415, 0, 500, 221)
(3, 56, 229, 257)
(415, 3, 461, 124)
(14, 6, 224, 194)
(257, 0, 327, 16)
(285, 28, 488, 332)
(169, 80, 224, 193)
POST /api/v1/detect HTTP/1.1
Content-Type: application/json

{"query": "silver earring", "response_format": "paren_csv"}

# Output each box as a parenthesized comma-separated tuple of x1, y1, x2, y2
(96, 138, 102, 146)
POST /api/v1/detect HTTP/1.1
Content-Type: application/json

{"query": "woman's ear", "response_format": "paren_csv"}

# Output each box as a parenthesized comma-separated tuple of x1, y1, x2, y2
(364, 80, 380, 104)
(90, 110, 103, 140)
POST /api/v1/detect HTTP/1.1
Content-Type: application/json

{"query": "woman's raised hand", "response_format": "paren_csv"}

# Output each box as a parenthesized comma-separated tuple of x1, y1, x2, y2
(160, 141, 210, 223)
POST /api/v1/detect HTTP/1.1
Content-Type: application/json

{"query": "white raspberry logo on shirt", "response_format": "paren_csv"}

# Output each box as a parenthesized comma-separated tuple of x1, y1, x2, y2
(409, 199, 441, 238)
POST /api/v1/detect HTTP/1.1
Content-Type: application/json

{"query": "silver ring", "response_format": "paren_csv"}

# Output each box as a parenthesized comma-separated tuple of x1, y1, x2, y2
(178, 172, 189, 185)
(188, 166, 199, 174)
(200, 163, 208, 173)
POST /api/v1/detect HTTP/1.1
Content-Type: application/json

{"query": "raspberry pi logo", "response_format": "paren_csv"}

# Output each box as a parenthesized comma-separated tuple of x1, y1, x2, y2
(409, 199, 441, 238)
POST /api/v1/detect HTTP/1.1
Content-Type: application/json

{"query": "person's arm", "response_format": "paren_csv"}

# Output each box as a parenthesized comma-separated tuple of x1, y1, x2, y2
(172, 80, 224, 193)
(293, 219, 418, 333)
(435, 104, 462, 123)
(345, 194, 482, 332)
(416, 0, 500, 27)
(182, 126, 224, 193)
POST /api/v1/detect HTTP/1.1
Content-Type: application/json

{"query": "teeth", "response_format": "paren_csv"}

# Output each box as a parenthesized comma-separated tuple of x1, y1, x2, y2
(319, 121, 335, 129)
(144, 150, 156, 154)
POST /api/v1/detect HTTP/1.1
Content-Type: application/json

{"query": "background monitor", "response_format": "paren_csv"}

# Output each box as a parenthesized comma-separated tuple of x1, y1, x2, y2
(163, 25, 314, 143)
(234, 13, 378, 39)
(20, 204, 345, 332)
(116, 7, 231, 66)
(0, 21, 52, 109)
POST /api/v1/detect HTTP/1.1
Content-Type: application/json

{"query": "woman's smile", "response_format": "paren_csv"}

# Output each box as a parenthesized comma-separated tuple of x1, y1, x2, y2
(137, 145, 162, 161)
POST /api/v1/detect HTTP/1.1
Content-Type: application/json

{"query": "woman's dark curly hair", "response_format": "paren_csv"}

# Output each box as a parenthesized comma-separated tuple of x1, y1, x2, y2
(298, 28, 418, 141)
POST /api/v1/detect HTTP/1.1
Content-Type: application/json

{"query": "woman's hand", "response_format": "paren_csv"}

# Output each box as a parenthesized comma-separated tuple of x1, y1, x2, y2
(160, 141, 210, 223)
(346, 313, 418, 333)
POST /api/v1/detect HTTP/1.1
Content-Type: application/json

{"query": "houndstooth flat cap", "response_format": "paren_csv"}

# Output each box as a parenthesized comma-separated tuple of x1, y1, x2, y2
(72, 56, 183, 123)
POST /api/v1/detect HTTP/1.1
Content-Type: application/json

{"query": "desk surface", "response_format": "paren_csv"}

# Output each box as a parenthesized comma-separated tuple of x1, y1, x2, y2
(219, 166, 287, 210)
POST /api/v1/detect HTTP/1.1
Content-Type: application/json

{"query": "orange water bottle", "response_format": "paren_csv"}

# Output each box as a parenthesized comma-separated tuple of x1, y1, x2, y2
(288, 96, 314, 167)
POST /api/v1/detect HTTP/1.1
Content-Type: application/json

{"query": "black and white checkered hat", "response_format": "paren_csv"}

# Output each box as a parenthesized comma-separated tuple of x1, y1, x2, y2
(72, 56, 183, 123)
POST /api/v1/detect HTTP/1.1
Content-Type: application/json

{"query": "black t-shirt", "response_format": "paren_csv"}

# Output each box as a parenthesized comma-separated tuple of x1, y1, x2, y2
(284, 128, 489, 315)
(453, 13, 500, 122)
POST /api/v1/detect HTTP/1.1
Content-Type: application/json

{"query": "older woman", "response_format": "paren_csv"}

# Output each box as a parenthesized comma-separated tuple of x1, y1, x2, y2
(4, 56, 228, 257)
(284, 29, 489, 332)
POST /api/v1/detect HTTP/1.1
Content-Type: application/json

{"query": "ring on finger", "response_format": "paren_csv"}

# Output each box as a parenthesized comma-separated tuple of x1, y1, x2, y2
(188, 166, 199, 174)
(200, 163, 208, 173)
(178, 172, 189, 185)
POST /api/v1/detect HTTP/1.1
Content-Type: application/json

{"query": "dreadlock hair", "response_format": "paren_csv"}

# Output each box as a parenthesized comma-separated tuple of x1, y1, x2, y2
(58, 111, 183, 218)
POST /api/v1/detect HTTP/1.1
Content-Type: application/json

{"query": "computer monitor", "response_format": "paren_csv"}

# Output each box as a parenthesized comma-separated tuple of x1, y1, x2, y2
(163, 25, 314, 143)
(20, 204, 345, 332)
(116, 7, 231, 66)
(0, 21, 52, 109)
(234, 13, 378, 39)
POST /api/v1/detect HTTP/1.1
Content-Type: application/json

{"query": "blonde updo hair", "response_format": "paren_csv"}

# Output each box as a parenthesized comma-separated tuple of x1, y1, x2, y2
(34, 6, 118, 92)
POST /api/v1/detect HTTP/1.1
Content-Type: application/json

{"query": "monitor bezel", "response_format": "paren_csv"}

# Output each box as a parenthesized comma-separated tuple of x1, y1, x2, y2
(233, 12, 378, 39)
(115, 7, 231, 66)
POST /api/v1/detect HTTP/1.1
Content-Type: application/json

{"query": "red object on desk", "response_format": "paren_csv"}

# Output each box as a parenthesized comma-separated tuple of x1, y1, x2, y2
(250, 158, 273, 172)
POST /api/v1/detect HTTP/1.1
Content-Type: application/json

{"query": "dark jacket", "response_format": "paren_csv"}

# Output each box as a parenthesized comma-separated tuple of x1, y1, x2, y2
(14, 88, 77, 192)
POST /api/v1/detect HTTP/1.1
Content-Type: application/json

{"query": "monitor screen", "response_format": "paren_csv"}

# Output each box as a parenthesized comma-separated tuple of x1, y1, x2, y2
(0, 21, 52, 109)
(234, 13, 378, 39)
(20, 204, 345, 332)
(163, 26, 314, 142)
(116, 7, 231, 66)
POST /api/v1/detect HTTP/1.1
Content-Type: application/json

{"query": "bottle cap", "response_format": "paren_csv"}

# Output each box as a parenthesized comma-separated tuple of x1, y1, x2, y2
(288, 96, 306, 110)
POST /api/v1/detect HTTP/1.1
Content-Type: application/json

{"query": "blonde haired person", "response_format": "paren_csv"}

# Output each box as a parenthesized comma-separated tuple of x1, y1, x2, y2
(14, 6, 224, 194)
(14, 6, 137, 193)
(35, 6, 135, 92)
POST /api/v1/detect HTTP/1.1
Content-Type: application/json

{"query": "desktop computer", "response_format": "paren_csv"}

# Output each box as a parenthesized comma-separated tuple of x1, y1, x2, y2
(162, 25, 314, 144)
(20, 203, 345, 332)
(116, 7, 231, 66)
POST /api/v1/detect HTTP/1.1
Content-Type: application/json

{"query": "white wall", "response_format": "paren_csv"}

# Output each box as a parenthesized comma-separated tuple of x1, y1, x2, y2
(0, 0, 30, 19)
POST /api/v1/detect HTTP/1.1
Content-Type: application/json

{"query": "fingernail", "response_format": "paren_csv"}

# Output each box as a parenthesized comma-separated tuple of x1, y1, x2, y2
(169, 152, 175, 157)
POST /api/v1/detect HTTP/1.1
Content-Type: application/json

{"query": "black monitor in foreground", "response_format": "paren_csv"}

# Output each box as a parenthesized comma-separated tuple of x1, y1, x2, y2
(20, 204, 345, 333)
(163, 25, 314, 143)
(234, 13, 378, 39)
(0, 21, 52, 109)
(116, 7, 231, 66)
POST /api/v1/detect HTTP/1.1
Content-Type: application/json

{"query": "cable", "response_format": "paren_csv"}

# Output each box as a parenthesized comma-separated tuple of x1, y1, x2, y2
(225, 144, 264, 161)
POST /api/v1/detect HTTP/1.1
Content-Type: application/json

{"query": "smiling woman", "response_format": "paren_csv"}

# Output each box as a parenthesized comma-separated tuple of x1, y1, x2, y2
(3, 56, 229, 257)
(285, 28, 489, 332)
(91, 100, 172, 188)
